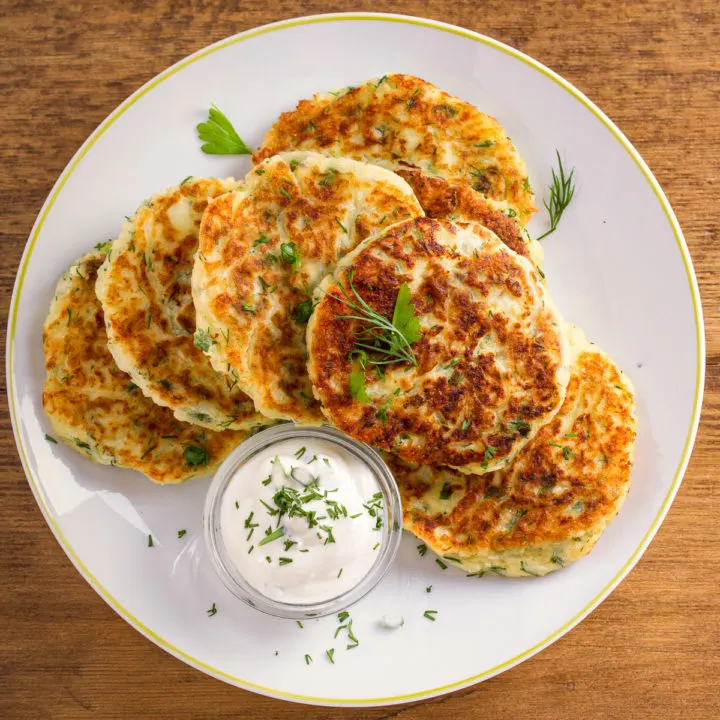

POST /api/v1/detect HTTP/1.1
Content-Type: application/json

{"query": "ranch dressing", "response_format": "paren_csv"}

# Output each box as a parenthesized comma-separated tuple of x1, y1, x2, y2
(220, 438, 385, 604)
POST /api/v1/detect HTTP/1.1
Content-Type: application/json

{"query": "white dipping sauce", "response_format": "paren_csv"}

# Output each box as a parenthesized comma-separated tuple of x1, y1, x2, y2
(220, 438, 385, 604)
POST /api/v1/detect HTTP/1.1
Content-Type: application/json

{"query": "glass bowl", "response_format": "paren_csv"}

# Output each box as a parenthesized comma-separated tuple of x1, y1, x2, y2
(203, 424, 402, 619)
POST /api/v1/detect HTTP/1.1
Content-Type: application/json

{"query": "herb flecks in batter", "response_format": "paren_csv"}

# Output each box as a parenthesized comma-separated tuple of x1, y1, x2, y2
(537, 150, 576, 241)
(292, 299, 313, 325)
(193, 328, 216, 353)
(183, 445, 210, 470)
(197, 105, 252, 155)
(280, 242, 301, 270)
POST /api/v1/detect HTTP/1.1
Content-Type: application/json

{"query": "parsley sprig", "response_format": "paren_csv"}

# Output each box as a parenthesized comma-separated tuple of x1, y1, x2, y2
(197, 104, 252, 155)
(537, 151, 576, 241)
(331, 278, 422, 369)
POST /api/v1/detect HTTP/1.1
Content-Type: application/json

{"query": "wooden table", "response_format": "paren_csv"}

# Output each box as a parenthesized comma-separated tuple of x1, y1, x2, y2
(2, 1, 718, 717)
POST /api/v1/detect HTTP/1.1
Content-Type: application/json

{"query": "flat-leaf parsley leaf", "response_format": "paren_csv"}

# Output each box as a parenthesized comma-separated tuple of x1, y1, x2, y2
(197, 105, 252, 155)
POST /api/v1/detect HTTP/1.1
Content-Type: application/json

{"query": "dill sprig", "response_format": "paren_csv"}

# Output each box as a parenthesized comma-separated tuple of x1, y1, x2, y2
(537, 151, 576, 241)
(329, 277, 422, 367)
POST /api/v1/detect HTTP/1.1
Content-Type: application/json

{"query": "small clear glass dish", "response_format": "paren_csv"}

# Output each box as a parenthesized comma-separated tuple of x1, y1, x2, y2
(203, 424, 402, 619)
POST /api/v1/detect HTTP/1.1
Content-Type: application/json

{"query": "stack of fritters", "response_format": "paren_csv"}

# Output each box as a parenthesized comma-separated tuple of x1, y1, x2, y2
(44, 73, 636, 574)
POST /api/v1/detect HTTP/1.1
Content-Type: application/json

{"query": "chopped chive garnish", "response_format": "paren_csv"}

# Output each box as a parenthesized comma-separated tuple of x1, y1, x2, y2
(296, 620, 304, 629)
(338, 611, 350, 623)
(417, 543, 428, 557)
(258, 527, 284, 546)
(147, 535, 154, 547)
(426, 585, 432, 593)
(304, 654, 312, 665)
(326, 648, 335, 664)
(177, 529, 187, 539)
(44, 433, 58, 444)
(207, 603, 217, 617)
(295, 446, 306, 459)
(337, 568, 343, 578)
(423, 610, 438, 621)
(435, 559, 447, 570)
(279, 557, 293, 565)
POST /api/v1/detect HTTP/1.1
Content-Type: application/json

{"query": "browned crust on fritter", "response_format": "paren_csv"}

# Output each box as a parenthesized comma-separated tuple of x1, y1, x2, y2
(308, 217, 566, 470)
(96, 178, 264, 431)
(43, 248, 246, 484)
(193, 153, 422, 423)
(391, 344, 636, 559)
(253, 74, 536, 223)
(395, 167, 530, 259)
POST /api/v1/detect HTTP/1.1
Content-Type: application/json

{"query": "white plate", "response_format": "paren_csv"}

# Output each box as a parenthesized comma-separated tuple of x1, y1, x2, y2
(7, 12, 704, 707)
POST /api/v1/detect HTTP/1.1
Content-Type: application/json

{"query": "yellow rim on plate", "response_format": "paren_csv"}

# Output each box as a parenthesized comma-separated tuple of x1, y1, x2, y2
(6, 12, 705, 706)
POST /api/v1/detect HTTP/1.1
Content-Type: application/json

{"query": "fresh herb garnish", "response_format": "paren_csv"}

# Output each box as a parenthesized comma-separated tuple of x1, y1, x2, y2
(426, 586, 432, 593)
(435, 558, 447, 570)
(349, 369, 370, 402)
(193, 328, 216, 352)
(318, 167, 338, 187)
(183, 445, 209, 470)
(439, 482, 453, 500)
(177, 529, 187, 539)
(331, 279, 422, 368)
(326, 648, 335, 664)
(295, 446, 306, 460)
(423, 610, 438, 621)
(417, 543, 428, 557)
(549, 441, 573, 460)
(207, 602, 217, 617)
(280, 241, 301, 269)
(537, 150, 576, 241)
(508, 418, 531, 435)
(293, 299, 313, 324)
(196, 104, 251, 155)
(304, 654, 312, 665)
(147, 534, 154, 547)
(335, 217, 348, 234)
(253, 232, 270, 247)
(44, 433, 58, 444)
(258, 527, 284, 546)
(481, 445, 497, 470)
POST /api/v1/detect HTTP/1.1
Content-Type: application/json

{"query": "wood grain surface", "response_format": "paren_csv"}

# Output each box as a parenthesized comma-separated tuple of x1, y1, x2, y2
(2, 1, 719, 718)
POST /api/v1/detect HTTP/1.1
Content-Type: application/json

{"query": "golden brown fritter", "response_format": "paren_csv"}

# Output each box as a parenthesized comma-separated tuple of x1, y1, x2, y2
(395, 167, 543, 268)
(307, 217, 569, 473)
(254, 74, 536, 223)
(43, 246, 249, 484)
(95, 178, 267, 432)
(390, 328, 637, 576)
(192, 151, 423, 424)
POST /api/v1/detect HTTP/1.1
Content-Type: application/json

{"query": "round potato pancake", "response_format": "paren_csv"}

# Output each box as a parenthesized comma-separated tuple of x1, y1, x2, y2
(43, 246, 249, 484)
(253, 73, 536, 224)
(95, 177, 266, 432)
(389, 327, 637, 576)
(307, 217, 569, 472)
(396, 166, 543, 269)
(192, 151, 423, 423)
